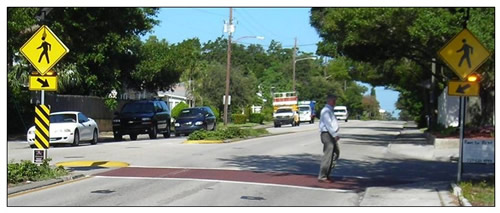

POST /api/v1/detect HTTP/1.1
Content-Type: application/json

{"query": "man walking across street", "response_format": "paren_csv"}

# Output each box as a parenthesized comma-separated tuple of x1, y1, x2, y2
(318, 94, 340, 182)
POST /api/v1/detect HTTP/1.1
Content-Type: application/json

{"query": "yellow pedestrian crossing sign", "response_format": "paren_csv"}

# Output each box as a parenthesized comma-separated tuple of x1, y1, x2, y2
(20, 25, 69, 76)
(438, 28, 491, 80)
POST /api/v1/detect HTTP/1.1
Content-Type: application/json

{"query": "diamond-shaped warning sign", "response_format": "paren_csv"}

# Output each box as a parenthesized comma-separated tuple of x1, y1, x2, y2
(20, 25, 69, 76)
(438, 28, 491, 81)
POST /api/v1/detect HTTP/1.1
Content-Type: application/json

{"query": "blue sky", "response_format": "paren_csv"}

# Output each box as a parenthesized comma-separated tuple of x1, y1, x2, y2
(146, 8, 400, 117)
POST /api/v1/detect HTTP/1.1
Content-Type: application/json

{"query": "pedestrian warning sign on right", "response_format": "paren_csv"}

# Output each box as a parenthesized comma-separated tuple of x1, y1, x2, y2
(20, 25, 69, 76)
(438, 28, 491, 80)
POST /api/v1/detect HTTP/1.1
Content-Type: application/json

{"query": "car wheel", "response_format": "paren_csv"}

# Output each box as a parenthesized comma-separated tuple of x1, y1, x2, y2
(72, 129, 80, 146)
(212, 122, 217, 131)
(203, 123, 208, 131)
(149, 124, 157, 139)
(175, 133, 180, 137)
(30, 144, 37, 149)
(114, 133, 122, 141)
(163, 124, 171, 138)
(130, 134, 138, 140)
(91, 129, 98, 145)
(345, 119, 348, 122)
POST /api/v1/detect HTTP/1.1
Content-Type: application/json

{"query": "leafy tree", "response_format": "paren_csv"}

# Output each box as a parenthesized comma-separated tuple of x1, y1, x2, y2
(132, 36, 185, 92)
(171, 102, 189, 119)
(362, 96, 381, 120)
(195, 62, 257, 114)
(44, 8, 159, 96)
(310, 8, 494, 127)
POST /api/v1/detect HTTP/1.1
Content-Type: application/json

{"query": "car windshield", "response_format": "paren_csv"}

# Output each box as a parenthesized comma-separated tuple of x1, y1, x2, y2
(121, 102, 154, 113)
(299, 107, 310, 112)
(50, 114, 77, 123)
(276, 109, 292, 113)
(334, 109, 346, 113)
(179, 109, 203, 117)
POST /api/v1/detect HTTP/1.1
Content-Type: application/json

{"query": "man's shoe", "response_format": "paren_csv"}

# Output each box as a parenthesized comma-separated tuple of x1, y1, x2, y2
(318, 178, 334, 183)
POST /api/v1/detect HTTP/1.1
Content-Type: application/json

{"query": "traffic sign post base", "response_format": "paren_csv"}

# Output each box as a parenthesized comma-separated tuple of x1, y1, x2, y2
(33, 149, 47, 164)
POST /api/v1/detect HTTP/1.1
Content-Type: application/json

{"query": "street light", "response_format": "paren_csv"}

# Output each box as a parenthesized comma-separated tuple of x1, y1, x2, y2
(224, 34, 265, 126)
(233, 36, 265, 43)
(293, 56, 317, 91)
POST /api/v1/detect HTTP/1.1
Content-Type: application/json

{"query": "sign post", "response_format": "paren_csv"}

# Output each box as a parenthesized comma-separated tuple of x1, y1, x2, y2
(457, 96, 465, 182)
(20, 25, 69, 162)
(438, 28, 490, 182)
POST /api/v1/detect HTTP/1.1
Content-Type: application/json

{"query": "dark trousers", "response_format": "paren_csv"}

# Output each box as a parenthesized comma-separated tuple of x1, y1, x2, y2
(318, 132, 340, 179)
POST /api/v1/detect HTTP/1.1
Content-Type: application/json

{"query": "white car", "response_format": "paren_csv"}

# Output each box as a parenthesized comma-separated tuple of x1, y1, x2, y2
(334, 106, 349, 122)
(298, 105, 313, 124)
(27, 111, 99, 148)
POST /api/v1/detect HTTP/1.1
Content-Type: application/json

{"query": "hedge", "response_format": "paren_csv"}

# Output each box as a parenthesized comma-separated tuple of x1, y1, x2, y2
(188, 127, 268, 140)
(249, 113, 264, 124)
(232, 114, 247, 124)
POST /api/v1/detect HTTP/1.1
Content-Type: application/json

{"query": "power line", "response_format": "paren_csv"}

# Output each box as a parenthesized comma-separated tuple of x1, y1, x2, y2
(234, 9, 270, 39)
(238, 9, 284, 39)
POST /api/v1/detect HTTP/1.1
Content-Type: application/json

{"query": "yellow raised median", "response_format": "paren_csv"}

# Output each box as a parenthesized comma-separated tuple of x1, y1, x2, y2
(183, 140, 224, 144)
(56, 161, 129, 168)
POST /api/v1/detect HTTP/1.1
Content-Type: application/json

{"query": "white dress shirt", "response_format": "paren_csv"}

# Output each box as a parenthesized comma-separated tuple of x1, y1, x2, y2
(319, 104, 339, 137)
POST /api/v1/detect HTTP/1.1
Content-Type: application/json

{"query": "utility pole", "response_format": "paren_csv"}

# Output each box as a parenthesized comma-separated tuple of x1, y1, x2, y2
(292, 37, 297, 92)
(223, 8, 233, 126)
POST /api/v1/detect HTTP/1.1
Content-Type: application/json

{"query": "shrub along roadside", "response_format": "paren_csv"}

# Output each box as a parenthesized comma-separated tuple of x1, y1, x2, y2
(249, 113, 264, 124)
(188, 127, 268, 141)
(231, 114, 247, 124)
(8, 159, 68, 185)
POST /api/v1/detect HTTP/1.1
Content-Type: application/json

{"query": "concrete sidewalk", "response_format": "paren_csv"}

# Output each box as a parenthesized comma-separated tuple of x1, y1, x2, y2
(360, 122, 458, 206)
(389, 122, 458, 162)
(360, 181, 456, 206)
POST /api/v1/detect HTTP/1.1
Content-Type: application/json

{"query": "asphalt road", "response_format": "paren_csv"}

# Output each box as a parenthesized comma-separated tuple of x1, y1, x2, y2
(7, 120, 466, 206)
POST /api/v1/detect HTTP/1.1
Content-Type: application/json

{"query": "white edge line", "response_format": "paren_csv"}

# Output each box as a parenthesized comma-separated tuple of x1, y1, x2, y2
(93, 175, 354, 193)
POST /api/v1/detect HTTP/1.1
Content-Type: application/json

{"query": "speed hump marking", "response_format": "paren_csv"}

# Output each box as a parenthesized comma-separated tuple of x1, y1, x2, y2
(20, 25, 69, 76)
(29, 75, 58, 91)
(34, 105, 51, 149)
(448, 81, 480, 96)
(438, 28, 491, 80)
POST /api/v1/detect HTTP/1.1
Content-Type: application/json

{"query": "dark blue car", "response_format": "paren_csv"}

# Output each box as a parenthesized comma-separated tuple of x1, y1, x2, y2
(174, 107, 216, 136)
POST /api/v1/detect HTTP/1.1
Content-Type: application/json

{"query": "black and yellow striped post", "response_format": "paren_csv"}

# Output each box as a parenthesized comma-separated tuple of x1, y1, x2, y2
(34, 104, 50, 149)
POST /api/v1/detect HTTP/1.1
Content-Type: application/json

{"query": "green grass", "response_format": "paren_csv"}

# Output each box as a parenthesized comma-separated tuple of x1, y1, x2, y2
(8, 159, 69, 185)
(459, 176, 495, 206)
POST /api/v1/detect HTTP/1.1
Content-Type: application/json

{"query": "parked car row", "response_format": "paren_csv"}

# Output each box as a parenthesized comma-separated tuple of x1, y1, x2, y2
(27, 100, 217, 148)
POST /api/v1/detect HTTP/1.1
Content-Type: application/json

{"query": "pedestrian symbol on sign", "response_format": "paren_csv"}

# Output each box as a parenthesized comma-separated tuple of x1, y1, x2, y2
(456, 39, 473, 68)
(437, 28, 491, 81)
(37, 29, 52, 64)
(19, 25, 69, 76)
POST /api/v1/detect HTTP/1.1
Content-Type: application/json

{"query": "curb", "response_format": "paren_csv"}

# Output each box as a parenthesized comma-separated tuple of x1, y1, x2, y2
(8, 173, 86, 195)
(451, 183, 472, 206)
